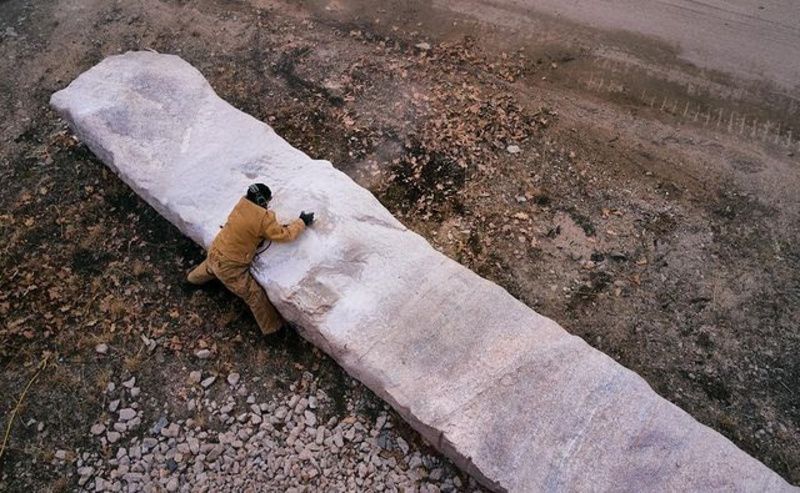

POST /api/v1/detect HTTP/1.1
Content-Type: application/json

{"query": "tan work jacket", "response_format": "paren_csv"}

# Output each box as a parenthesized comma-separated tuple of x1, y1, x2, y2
(210, 197, 305, 264)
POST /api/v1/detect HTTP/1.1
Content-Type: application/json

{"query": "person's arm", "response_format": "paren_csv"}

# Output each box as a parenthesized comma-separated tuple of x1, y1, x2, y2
(262, 210, 305, 242)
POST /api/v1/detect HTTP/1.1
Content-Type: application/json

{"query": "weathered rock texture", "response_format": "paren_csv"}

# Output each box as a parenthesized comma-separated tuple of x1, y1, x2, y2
(51, 52, 796, 492)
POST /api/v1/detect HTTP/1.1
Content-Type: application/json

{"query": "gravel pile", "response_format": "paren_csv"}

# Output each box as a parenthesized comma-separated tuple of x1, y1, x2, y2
(64, 369, 481, 492)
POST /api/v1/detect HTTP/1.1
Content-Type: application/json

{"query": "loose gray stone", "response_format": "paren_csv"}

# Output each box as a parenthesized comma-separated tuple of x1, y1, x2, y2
(304, 410, 316, 427)
(293, 398, 308, 415)
(51, 52, 796, 493)
(118, 408, 136, 421)
(91, 423, 106, 435)
(376, 431, 391, 450)
(107, 431, 121, 444)
(396, 437, 409, 455)
(151, 416, 168, 435)
(188, 371, 202, 385)
(195, 349, 211, 360)
(315, 427, 325, 445)
(201, 376, 216, 389)
(333, 431, 344, 448)
(227, 373, 240, 386)
(95, 343, 109, 354)
(207, 445, 224, 462)
(161, 423, 180, 438)
(273, 407, 288, 420)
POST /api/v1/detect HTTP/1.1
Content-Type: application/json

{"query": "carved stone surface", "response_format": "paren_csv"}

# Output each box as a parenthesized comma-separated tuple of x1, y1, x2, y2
(51, 52, 796, 492)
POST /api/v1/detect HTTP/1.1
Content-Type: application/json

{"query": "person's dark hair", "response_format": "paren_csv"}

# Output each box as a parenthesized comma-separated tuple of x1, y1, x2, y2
(246, 183, 272, 207)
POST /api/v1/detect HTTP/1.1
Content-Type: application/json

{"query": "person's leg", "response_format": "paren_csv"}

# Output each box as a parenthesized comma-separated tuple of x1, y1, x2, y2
(241, 274, 284, 335)
(187, 258, 215, 285)
(212, 258, 284, 334)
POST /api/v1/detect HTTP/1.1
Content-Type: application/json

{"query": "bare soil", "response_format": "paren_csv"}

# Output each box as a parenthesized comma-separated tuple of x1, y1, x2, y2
(1, 0, 798, 490)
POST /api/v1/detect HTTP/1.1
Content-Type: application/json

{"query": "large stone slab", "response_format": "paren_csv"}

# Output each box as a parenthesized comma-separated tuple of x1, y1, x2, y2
(51, 52, 796, 492)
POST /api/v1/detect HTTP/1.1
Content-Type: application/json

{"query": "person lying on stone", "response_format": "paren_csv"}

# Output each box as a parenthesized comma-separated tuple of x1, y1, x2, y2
(187, 183, 314, 335)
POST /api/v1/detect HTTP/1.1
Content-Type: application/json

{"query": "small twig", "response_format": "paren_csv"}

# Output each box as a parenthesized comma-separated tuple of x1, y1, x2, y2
(0, 354, 50, 462)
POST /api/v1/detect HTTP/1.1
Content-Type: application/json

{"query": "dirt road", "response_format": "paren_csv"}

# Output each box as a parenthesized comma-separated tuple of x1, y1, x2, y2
(442, 0, 800, 93)
(1, 0, 798, 490)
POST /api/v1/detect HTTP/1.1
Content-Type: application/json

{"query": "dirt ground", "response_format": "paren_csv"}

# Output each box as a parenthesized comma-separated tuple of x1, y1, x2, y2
(1, 0, 798, 490)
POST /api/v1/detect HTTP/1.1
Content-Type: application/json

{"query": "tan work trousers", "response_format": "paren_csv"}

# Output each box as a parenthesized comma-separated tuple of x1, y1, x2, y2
(187, 250, 283, 334)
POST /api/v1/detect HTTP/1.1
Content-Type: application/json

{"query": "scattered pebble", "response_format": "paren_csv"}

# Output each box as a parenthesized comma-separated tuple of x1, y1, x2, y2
(201, 376, 217, 388)
(188, 370, 202, 384)
(151, 416, 168, 435)
(397, 436, 410, 454)
(95, 343, 108, 354)
(160, 422, 180, 438)
(75, 372, 475, 492)
(304, 410, 317, 427)
(195, 349, 211, 359)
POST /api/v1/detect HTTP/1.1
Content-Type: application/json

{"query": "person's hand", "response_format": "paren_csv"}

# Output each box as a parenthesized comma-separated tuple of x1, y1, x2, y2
(300, 211, 315, 226)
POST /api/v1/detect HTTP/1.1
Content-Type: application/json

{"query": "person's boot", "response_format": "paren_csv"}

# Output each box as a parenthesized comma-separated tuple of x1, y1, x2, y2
(263, 323, 290, 346)
(187, 259, 215, 285)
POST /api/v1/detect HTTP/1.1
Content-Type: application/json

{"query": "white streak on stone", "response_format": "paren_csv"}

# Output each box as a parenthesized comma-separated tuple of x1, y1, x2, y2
(180, 126, 192, 154)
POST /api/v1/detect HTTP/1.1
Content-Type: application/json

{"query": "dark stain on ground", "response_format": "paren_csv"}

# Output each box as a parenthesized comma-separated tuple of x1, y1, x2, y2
(70, 248, 112, 276)
(381, 140, 467, 215)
